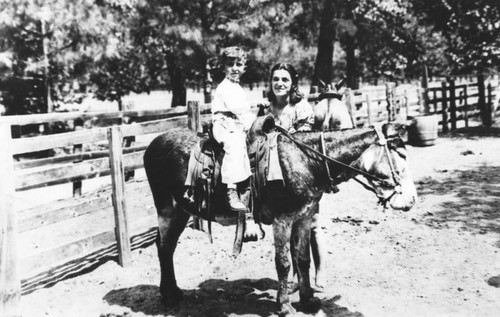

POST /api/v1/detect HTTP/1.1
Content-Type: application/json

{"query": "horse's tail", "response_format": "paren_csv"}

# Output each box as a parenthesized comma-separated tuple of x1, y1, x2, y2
(144, 137, 175, 211)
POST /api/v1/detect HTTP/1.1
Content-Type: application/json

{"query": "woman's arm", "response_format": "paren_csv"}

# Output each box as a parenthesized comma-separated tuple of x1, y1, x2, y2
(294, 99, 315, 132)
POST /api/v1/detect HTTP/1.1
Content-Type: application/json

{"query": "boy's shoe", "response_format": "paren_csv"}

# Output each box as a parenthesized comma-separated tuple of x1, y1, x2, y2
(226, 188, 247, 213)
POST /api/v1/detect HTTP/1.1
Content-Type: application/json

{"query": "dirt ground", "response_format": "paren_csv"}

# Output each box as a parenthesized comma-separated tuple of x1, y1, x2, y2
(20, 120, 500, 317)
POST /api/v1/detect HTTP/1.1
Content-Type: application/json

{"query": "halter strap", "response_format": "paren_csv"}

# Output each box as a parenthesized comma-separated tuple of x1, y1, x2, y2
(319, 132, 331, 178)
(374, 126, 401, 187)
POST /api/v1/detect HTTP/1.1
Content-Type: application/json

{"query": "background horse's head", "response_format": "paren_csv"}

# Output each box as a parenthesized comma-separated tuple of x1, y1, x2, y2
(313, 98, 354, 131)
(353, 123, 417, 211)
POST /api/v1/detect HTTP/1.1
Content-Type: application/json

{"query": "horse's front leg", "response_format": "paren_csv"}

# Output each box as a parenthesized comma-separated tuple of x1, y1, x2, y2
(273, 216, 295, 316)
(292, 216, 321, 312)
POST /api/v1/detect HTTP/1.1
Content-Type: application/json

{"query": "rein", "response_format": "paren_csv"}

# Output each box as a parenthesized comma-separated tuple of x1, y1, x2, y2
(275, 125, 402, 206)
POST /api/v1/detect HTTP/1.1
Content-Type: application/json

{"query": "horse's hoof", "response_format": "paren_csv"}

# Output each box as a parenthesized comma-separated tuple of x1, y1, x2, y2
(300, 296, 321, 313)
(278, 303, 296, 316)
(161, 287, 184, 307)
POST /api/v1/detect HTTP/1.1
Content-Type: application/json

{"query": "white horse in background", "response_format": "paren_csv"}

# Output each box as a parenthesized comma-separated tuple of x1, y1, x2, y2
(312, 81, 354, 131)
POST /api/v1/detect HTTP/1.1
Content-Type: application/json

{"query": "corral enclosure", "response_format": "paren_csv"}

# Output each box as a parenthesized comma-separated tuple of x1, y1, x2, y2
(17, 109, 500, 317)
(1, 77, 499, 314)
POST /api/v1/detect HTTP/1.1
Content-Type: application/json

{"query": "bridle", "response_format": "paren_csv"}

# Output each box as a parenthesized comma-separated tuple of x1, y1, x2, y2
(274, 125, 403, 207)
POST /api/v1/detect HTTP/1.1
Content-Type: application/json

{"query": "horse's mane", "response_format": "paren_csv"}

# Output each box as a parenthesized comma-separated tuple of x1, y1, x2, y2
(280, 127, 380, 166)
(291, 128, 375, 148)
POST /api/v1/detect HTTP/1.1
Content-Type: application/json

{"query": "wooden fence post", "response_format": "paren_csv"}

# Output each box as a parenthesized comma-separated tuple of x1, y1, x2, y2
(187, 101, 201, 133)
(186, 100, 205, 231)
(122, 117, 135, 182)
(448, 79, 457, 131)
(441, 81, 449, 133)
(365, 93, 372, 126)
(463, 85, 469, 128)
(477, 73, 487, 126)
(0, 123, 21, 317)
(421, 65, 430, 114)
(72, 120, 84, 197)
(432, 89, 437, 113)
(72, 143, 83, 197)
(108, 126, 132, 267)
(385, 82, 395, 122)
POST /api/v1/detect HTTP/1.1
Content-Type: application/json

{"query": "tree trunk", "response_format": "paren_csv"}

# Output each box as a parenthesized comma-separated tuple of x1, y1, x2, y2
(166, 50, 186, 108)
(41, 19, 52, 113)
(345, 33, 357, 89)
(344, 1, 357, 89)
(311, 0, 339, 91)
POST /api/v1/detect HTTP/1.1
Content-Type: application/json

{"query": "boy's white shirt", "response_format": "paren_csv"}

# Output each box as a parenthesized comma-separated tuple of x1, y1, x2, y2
(212, 78, 256, 130)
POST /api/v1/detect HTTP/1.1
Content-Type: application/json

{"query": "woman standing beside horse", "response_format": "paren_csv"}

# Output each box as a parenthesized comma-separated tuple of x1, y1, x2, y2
(258, 62, 327, 290)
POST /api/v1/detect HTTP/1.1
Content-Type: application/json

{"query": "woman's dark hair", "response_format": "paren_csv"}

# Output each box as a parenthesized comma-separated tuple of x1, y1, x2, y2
(267, 63, 304, 105)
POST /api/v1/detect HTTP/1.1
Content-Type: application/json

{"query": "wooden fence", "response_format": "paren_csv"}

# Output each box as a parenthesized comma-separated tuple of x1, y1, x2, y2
(1, 76, 498, 315)
(307, 82, 423, 127)
(0, 102, 210, 315)
(422, 76, 498, 132)
(323, 76, 499, 132)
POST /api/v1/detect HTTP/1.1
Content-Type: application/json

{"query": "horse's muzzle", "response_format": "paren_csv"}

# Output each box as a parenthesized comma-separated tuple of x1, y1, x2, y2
(388, 188, 416, 211)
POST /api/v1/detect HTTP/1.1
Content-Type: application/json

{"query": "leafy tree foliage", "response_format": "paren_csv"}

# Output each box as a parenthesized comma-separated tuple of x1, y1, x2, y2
(119, 0, 320, 106)
(411, 0, 500, 74)
(0, 0, 128, 113)
(353, 0, 429, 81)
(2, 0, 497, 114)
(306, 0, 467, 87)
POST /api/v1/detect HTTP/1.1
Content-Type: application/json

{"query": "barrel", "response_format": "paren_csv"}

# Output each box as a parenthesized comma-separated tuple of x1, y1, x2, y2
(408, 115, 438, 146)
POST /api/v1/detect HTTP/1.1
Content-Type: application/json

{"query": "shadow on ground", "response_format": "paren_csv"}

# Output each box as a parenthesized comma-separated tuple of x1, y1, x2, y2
(103, 278, 363, 316)
(22, 229, 156, 295)
(416, 165, 500, 235)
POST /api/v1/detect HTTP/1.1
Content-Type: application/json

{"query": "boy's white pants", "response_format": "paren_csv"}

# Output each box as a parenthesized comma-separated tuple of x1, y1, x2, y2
(212, 114, 251, 185)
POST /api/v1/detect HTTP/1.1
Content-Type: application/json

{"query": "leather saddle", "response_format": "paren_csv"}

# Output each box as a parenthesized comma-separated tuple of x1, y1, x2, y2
(189, 115, 277, 224)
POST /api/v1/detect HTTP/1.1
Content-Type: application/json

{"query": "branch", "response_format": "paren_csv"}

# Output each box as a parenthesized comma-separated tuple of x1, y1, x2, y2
(47, 40, 77, 57)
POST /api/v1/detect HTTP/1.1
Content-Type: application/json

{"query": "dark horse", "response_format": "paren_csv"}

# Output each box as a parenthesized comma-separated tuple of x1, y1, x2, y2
(143, 122, 417, 315)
